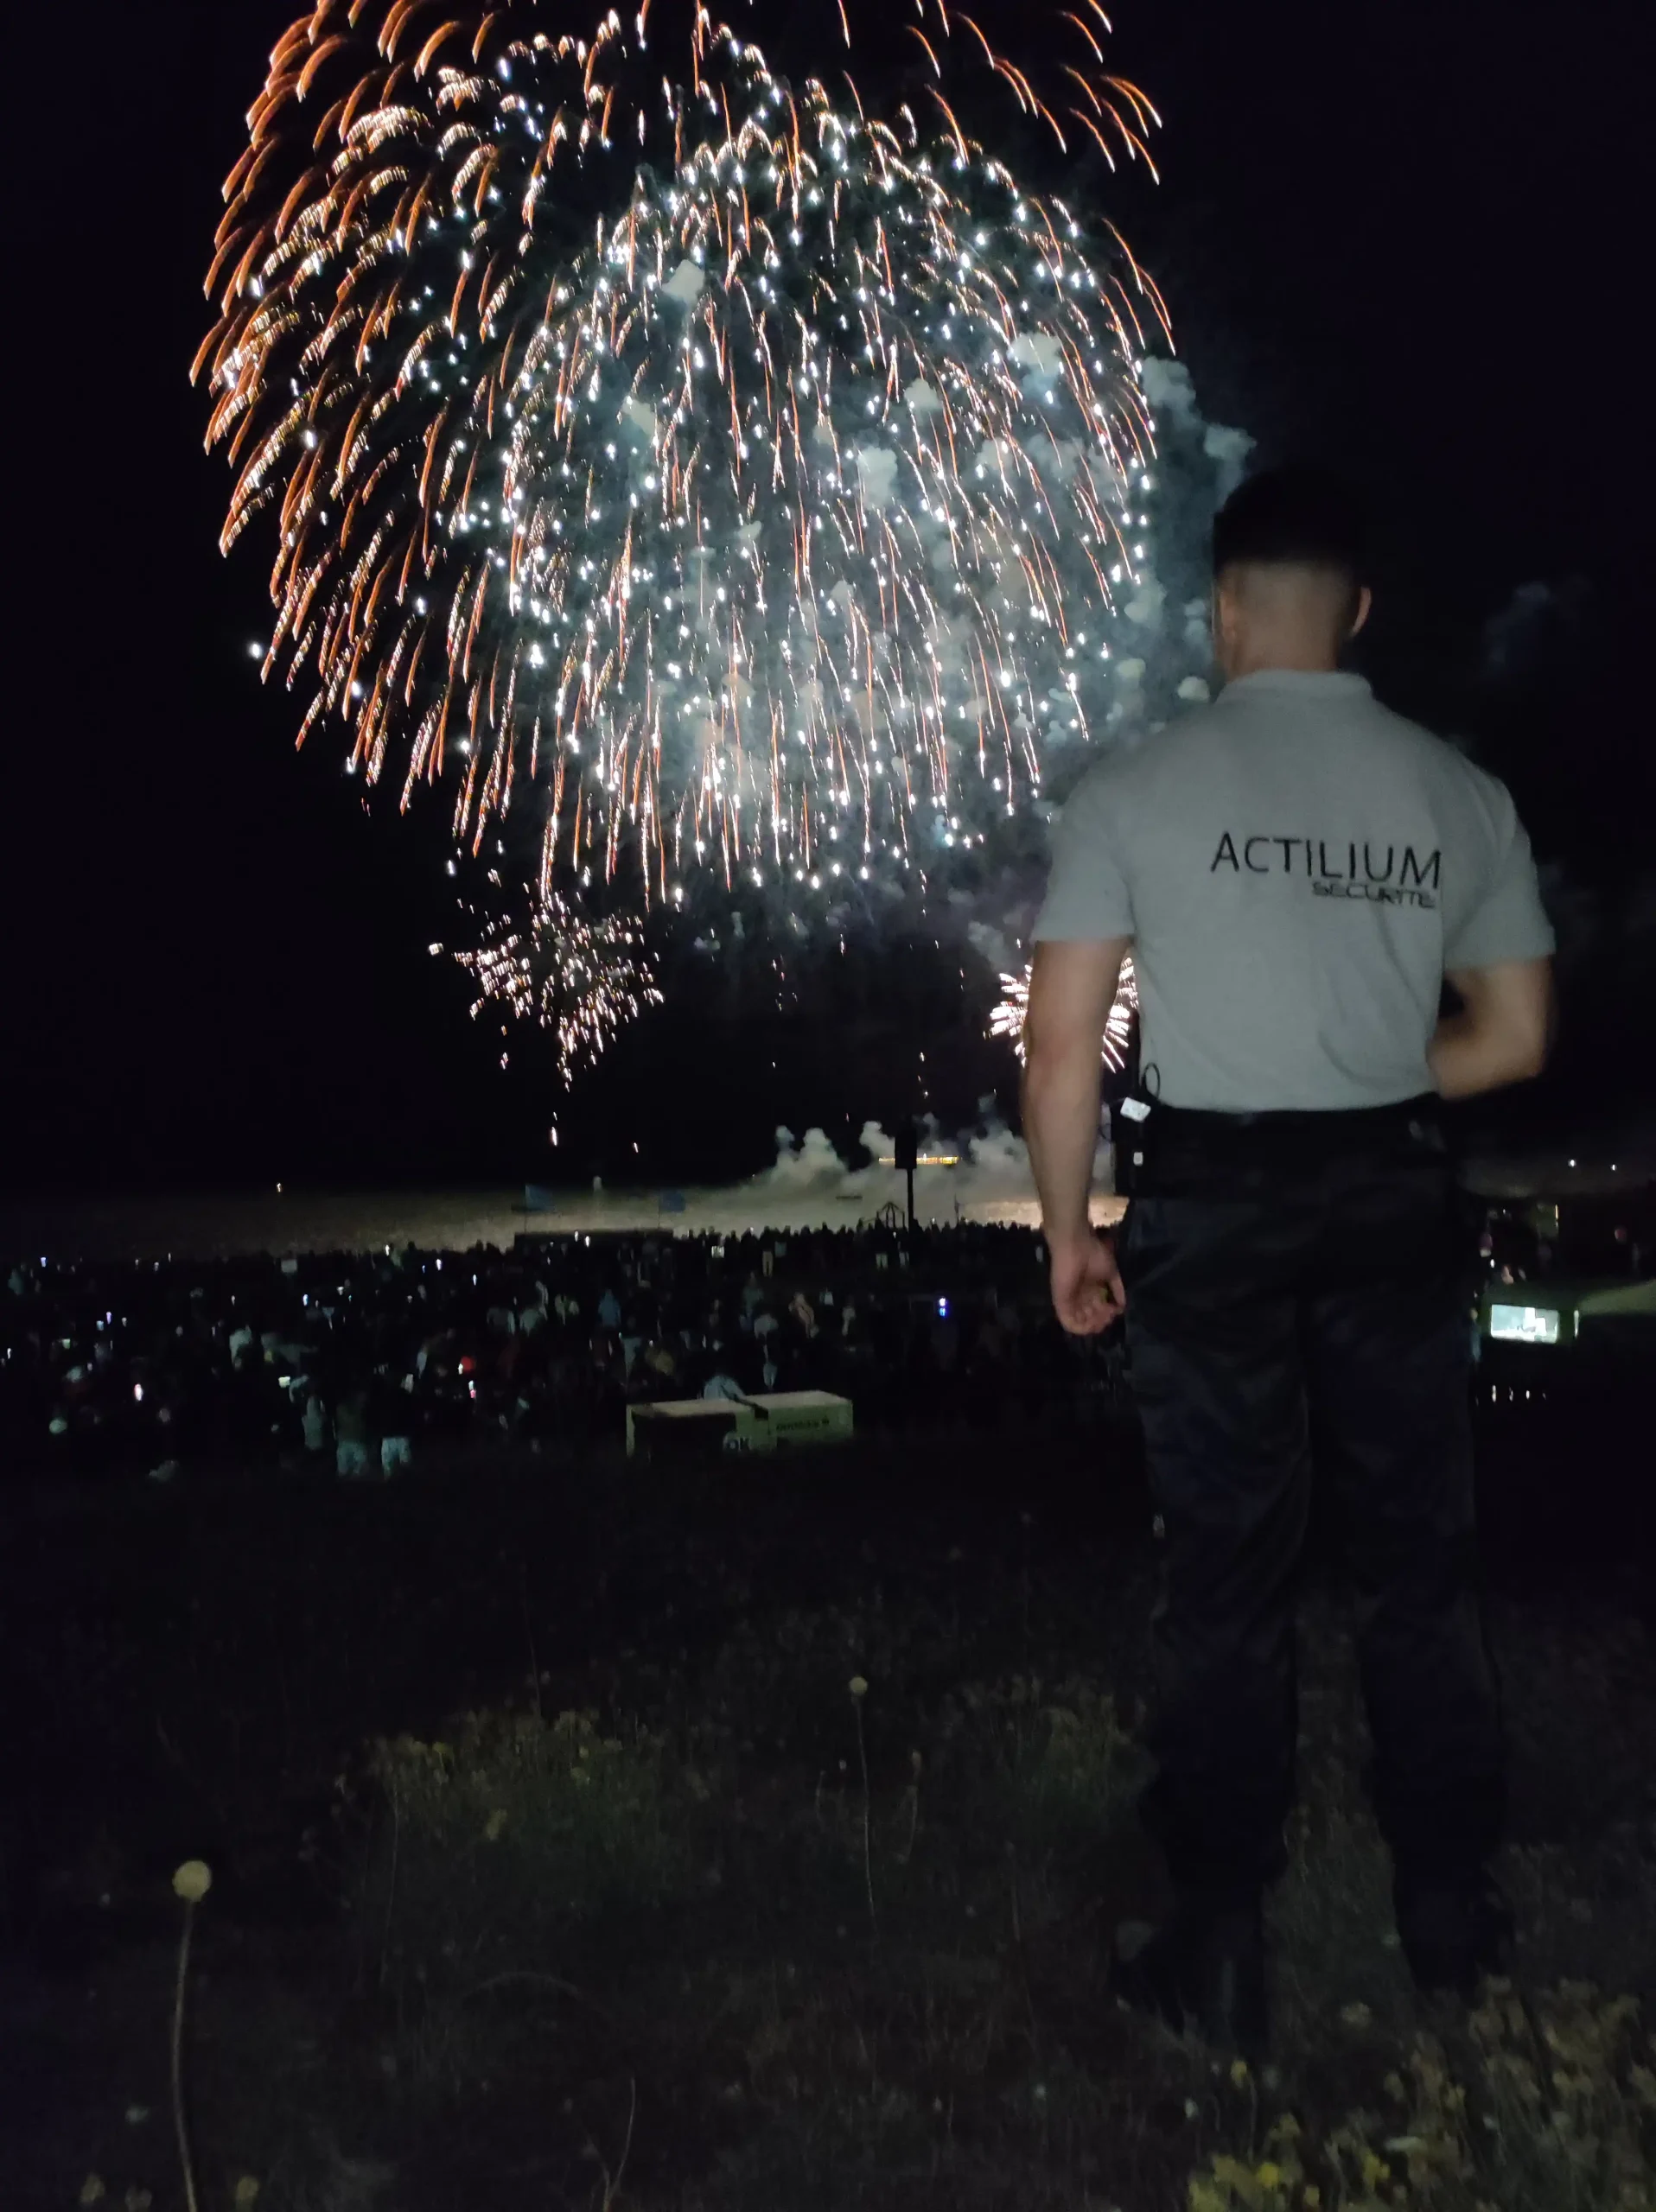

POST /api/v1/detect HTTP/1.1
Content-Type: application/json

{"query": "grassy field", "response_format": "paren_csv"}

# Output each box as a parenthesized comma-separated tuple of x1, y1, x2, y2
(4, 1417, 1653, 2210)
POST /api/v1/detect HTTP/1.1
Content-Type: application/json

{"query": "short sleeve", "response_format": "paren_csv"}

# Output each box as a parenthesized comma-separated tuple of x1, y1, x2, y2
(1443, 779, 1555, 971)
(1033, 766, 1135, 943)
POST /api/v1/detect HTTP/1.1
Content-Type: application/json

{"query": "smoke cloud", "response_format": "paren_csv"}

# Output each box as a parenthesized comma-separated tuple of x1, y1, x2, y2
(744, 1115, 1116, 1229)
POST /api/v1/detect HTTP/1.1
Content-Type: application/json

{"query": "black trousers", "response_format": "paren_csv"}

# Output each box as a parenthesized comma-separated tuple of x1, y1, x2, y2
(1118, 1101, 1504, 1906)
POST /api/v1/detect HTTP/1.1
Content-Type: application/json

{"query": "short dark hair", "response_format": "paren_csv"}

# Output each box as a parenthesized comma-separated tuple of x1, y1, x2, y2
(1213, 465, 1368, 586)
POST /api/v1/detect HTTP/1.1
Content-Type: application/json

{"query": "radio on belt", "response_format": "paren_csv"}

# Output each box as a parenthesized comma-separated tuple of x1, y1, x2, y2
(1117, 1094, 1152, 1194)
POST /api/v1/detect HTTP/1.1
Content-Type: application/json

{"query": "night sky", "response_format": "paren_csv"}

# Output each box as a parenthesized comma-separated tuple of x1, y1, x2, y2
(7, 1, 1648, 1195)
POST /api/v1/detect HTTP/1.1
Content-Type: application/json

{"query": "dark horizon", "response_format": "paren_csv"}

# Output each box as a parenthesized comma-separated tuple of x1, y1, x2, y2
(7, 0, 1650, 1196)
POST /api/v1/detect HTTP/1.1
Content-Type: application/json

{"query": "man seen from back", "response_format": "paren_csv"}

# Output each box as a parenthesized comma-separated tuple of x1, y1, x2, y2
(1022, 465, 1555, 2056)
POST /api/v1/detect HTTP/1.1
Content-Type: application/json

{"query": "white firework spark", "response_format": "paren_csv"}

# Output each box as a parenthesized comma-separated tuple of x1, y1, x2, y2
(990, 953, 1137, 1072)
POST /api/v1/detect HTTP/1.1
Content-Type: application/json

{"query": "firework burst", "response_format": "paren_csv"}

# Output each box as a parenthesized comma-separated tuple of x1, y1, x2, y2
(990, 953, 1137, 1072)
(199, 1, 1170, 1064)
(450, 894, 663, 1081)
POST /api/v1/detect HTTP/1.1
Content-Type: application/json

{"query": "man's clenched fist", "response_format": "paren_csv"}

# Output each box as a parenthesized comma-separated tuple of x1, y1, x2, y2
(1047, 1228, 1126, 1336)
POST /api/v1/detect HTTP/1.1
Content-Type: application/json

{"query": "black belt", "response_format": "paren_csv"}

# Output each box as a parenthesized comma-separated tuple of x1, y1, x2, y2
(1154, 1095, 1440, 1144)
(1120, 1094, 1447, 1194)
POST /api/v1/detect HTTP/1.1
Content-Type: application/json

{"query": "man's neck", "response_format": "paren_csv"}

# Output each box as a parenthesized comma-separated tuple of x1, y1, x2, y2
(1223, 646, 1344, 682)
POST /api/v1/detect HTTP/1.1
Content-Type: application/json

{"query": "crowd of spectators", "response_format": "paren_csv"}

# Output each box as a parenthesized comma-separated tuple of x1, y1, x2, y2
(9, 1184, 1647, 1482)
(2, 1223, 1127, 1480)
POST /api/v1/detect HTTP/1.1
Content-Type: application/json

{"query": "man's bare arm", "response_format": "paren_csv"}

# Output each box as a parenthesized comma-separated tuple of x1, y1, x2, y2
(1022, 938, 1130, 1332)
(1430, 957, 1554, 1101)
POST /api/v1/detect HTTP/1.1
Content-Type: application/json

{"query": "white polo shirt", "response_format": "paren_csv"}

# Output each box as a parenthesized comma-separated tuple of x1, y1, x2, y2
(1034, 671, 1554, 1112)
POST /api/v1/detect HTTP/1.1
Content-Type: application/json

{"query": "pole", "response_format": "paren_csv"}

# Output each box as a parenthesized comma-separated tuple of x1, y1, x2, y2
(894, 1118, 919, 1233)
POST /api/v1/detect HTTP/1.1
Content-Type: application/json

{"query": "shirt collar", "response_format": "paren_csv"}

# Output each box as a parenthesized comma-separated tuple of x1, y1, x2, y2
(1222, 669, 1373, 701)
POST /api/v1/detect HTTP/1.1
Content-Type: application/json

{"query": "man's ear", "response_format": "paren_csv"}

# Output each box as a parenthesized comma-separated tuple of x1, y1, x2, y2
(1348, 584, 1373, 640)
(1212, 579, 1232, 656)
